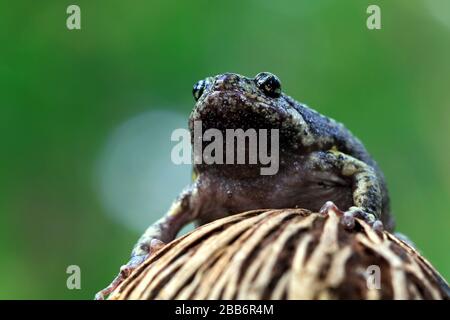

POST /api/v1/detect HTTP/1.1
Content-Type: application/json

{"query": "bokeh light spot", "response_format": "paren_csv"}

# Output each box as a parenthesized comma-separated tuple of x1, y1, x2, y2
(96, 110, 191, 232)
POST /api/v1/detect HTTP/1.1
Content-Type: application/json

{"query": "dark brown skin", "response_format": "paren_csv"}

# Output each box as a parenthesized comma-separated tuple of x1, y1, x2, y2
(95, 72, 394, 299)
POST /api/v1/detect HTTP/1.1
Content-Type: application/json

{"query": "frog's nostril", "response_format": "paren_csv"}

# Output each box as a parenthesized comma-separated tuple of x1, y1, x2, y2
(217, 73, 236, 82)
(217, 73, 244, 84)
(213, 73, 241, 91)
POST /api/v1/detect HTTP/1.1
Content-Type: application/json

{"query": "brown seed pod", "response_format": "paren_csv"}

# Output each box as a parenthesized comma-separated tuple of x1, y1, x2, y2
(109, 209, 449, 300)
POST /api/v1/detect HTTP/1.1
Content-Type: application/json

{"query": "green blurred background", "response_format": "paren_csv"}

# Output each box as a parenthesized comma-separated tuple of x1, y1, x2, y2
(1, 0, 449, 299)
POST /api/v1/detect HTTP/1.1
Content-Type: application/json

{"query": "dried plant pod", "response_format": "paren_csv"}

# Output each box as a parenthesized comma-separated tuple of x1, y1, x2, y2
(109, 209, 449, 300)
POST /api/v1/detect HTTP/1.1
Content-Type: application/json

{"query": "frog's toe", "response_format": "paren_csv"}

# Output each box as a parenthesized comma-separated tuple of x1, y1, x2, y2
(372, 220, 384, 234)
(319, 201, 343, 216)
(342, 211, 356, 229)
(119, 254, 148, 278)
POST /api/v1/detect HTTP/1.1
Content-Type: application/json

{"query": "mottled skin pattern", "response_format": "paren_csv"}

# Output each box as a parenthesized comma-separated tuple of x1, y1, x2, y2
(95, 72, 394, 299)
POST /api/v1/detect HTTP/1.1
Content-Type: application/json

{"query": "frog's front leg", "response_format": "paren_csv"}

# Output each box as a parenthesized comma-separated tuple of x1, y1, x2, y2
(307, 150, 384, 232)
(94, 186, 198, 300)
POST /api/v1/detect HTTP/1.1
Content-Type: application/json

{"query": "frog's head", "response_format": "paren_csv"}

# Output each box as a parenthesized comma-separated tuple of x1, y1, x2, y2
(190, 72, 284, 130)
(189, 72, 307, 151)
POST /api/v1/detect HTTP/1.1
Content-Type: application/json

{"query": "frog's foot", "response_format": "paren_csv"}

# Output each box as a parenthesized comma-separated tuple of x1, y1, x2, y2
(94, 239, 165, 300)
(342, 206, 384, 234)
(319, 202, 384, 234)
(94, 254, 147, 300)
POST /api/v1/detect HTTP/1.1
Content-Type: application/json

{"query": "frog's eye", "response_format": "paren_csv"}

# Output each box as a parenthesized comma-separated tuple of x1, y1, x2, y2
(255, 72, 282, 98)
(193, 79, 207, 101)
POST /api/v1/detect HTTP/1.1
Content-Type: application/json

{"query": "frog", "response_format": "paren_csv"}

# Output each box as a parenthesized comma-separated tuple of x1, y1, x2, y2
(95, 72, 394, 300)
